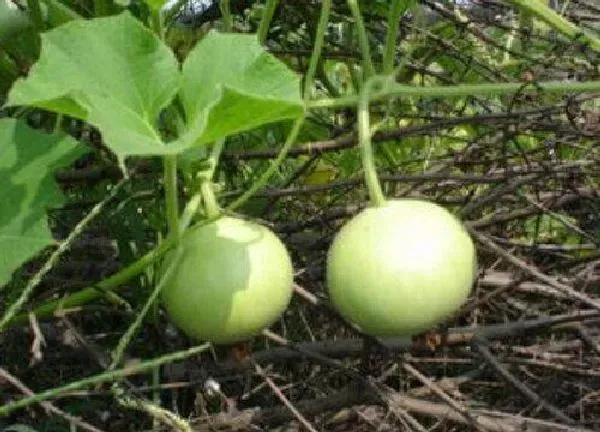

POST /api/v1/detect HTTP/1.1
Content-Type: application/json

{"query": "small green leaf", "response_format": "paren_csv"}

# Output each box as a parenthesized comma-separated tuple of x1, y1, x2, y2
(0, 118, 87, 288)
(175, 30, 304, 149)
(5, 12, 180, 158)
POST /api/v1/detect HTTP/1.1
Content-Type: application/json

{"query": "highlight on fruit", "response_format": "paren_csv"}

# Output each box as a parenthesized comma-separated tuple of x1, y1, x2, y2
(160, 216, 294, 345)
(325, 198, 478, 337)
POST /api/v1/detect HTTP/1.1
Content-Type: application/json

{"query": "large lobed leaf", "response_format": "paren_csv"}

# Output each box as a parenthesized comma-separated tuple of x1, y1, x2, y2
(175, 30, 304, 149)
(5, 12, 181, 157)
(5, 13, 303, 160)
(0, 119, 87, 288)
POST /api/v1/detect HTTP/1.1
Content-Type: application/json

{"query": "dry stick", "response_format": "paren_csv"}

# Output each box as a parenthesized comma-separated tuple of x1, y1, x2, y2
(221, 107, 565, 160)
(391, 393, 591, 432)
(470, 230, 600, 312)
(251, 359, 320, 432)
(575, 324, 600, 355)
(0, 367, 107, 432)
(363, 378, 429, 432)
(472, 338, 576, 425)
(192, 384, 591, 432)
(402, 362, 489, 431)
(262, 329, 431, 431)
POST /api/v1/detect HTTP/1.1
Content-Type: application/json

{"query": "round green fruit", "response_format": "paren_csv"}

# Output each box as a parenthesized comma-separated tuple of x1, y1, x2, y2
(326, 198, 477, 337)
(160, 216, 294, 344)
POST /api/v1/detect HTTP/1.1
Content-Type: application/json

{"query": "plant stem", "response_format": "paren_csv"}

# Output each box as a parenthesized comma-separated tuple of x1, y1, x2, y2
(382, 0, 406, 75)
(506, 0, 600, 53)
(257, 0, 279, 44)
(164, 155, 179, 237)
(347, 0, 375, 79)
(149, 8, 165, 39)
(206, 137, 225, 179)
(226, 117, 304, 212)
(303, 0, 331, 99)
(358, 76, 388, 207)
(0, 342, 212, 417)
(219, 0, 232, 32)
(307, 79, 600, 110)
(109, 246, 184, 370)
(200, 180, 221, 219)
(226, 0, 330, 211)
(9, 237, 174, 326)
(8, 185, 207, 327)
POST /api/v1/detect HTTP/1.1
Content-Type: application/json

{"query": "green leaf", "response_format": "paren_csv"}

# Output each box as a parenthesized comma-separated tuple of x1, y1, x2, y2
(175, 30, 303, 150)
(5, 12, 181, 158)
(0, 119, 87, 288)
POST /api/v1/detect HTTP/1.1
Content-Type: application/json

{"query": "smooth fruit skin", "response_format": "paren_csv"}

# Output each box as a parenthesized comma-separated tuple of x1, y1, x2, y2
(326, 199, 477, 337)
(160, 217, 294, 344)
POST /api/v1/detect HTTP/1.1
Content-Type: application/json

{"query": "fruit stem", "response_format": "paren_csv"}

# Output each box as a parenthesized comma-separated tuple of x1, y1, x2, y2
(358, 76, 389, 208)
(383, 0, 408, 75)
(164, 154, 180, 237)
(347, 0, 375, 80)
(219, 0, 233, 32)
(200, 180, 221, 219)
(257, 0, 279, 44)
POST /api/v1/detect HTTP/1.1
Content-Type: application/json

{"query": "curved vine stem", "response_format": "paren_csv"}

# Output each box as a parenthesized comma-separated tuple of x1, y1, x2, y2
(358, 76, 390, 208)
(108, 246, 184, 370)
(219, 0, 232, 32)
(0, 342, 212, 417)
(200, 180, 221, 219)
(347, 0, 375, 80)
(198, 138, 225, 219)
(226, 0, 331, 212)
(257, 0, 280, 44)
(163, 155, 180, 237)
(383, 0, 406, 75)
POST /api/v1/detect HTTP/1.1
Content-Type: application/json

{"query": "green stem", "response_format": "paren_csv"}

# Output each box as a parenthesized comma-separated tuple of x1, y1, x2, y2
(109, 246, 184, 370)
(9, 238, 174, 326)
(149, 8, 165, 40)
(0, 343, 212, 417)
(206, 138, 225, 179)
(506, 0, 600, 53)
(219, 0, 232, 32)
(307, 80, 600, 110)
(9, 192, 205, 327)
(358, 76, 388, 207)
(382, 0, 405, 74)
(200, 180, 221, 219)
(196, 138, 225, 220)
(257, 0, 279, 44)
(226, 117, 304, 212)
(164, 155, 179, 238)
(347, 0, 375, 79)
(303, 0, 331, 99)
(226, 0, 330, 211)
